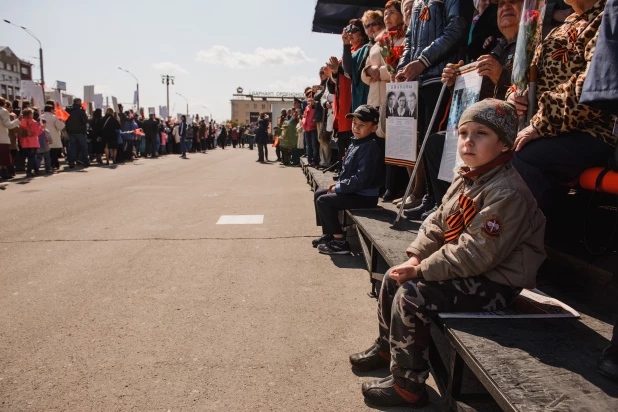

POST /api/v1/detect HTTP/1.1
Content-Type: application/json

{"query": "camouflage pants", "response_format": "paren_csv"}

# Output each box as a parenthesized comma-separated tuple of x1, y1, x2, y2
(377, 268, 522, 383)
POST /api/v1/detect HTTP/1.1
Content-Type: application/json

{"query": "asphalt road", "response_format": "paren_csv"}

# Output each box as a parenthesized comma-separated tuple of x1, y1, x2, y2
(0, 148, 440, 411)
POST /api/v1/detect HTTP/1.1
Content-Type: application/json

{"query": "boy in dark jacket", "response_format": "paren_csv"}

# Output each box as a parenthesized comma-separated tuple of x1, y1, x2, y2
(313, 105, 383, 255)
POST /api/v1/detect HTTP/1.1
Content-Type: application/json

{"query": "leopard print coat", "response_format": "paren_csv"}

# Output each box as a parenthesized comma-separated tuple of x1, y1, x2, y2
(530, 0, 617, 146)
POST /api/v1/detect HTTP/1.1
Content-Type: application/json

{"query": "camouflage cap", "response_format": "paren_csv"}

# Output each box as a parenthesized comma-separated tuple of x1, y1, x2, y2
(458, 99, 518, 147)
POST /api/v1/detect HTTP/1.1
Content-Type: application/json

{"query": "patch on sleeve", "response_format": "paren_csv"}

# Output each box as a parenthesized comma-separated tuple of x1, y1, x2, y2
(481, 216, 503, 239)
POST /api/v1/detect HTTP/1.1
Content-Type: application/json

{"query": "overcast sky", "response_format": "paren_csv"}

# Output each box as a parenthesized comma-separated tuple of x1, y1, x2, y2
(1, 0, 341, 121)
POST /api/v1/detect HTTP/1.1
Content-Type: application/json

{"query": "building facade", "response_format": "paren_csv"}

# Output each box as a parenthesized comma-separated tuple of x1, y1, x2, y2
(0, 46, 33, 102)
(230, 91, 305, 126)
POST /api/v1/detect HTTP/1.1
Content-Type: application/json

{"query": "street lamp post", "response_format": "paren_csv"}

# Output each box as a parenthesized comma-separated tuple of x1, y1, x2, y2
(176, 92, 189, 117)
(161, 75, 175, 119)
(199, 104, 213, 121)
(3, 20, 45, 102)
(119, 67, 139, 113)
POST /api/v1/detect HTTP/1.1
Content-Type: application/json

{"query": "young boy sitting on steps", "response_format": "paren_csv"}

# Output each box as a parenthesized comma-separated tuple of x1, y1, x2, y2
(313, 104, 383, 255)
(351, 99, 547, 407)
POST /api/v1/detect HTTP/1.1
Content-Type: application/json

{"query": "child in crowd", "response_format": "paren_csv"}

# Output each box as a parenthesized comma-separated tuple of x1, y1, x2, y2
(352, 100, 547, 407)
(18, 108, 43, 177)
(35, 119, 53, 174)
(313, 104, 383, 255)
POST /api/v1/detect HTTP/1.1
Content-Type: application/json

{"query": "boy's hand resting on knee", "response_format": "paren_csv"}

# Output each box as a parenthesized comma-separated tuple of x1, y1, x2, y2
(389, 256, 423, 285)
(327, 183, 337, 194)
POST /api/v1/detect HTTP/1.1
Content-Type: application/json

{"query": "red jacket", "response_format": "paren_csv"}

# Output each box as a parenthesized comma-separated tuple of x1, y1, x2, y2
(19, 118, 42, 149)
(333, 67, 352, 133)
(302, 105, 316, 131)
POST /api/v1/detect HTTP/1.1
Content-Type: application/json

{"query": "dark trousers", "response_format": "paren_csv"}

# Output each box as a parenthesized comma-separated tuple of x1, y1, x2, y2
(125, 141, 134, 161)
(50, 148, 62, 169)
(281, 148, 291, 165)
(258, 143, 268, 161)
(377, 269, 521, 383)
(22, 148, 37, 174)
(68, 133, 89, 167)
(305, 129, 319, 164)
(147, 135, 158, 156)
(314, 188, 378, 235)
(275, 144, 281, 160)
(180, 137, 187, 156)
(336, 131, 353, 173)
(513, 132, 612, 210)
(424, 132, 451, 205)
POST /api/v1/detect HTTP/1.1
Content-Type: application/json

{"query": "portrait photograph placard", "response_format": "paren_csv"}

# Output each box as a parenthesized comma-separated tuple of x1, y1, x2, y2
(438, 63, 483, 182)
(385, 81, 419, 167)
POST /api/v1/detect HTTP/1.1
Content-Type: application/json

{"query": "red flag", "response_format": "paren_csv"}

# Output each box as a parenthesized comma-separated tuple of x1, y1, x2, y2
(134, 128, 145, 136)
(82, 101, 88, 111)
(56, 102, 69, 121)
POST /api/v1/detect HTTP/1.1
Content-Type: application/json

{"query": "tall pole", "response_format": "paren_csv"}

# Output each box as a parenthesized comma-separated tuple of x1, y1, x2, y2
(176, 92, 189, 117)
(161, 75, 174, 119)
(4, 20, 45, 103)
(119, 67, 139, 113)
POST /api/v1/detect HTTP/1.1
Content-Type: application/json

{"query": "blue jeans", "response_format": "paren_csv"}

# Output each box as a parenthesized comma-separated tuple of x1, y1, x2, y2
(513, 132, 612, 209)
(68, 134, 89, 167)
(36, 151, 52, 172)
(304, 129, 319, 164)
(180, 137, 187, 156)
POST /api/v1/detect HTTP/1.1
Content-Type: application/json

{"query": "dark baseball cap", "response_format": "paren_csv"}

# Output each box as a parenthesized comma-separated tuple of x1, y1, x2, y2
(346, 104, 379, 124)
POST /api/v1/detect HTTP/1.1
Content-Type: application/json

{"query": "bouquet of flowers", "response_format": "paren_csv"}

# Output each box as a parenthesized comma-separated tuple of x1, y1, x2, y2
(512, 0, 546, 127)
(378, 31, 405, 74)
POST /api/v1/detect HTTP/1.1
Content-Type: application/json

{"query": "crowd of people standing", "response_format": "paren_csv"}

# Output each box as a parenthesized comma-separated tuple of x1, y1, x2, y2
(0, 96, 276, 180)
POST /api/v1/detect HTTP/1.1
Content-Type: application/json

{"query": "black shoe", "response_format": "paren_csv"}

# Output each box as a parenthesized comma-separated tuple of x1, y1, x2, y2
(332, 174, 339, 182)
(421, 205, 438, 221)
(382, 189, 396, 203)
(598, 344, 618, 381)
(318, 239, 351, 255)
(362, 375, 428, 407)
(312, 234, 333, 248)
(349, 340, 390, 371)
(69, 165, 75, 169)
(404, 195, 435, 220)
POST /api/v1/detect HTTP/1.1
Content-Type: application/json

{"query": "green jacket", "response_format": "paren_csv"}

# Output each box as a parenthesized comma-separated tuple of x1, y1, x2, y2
(279, 117, 299, 149)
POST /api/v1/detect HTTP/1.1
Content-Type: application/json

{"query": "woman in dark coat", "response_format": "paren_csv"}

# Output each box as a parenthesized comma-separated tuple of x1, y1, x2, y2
(100, 108, 121, 164)
(90, 109, 105, 164)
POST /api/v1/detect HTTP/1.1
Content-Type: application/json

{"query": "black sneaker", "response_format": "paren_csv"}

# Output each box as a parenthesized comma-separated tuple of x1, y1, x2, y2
(318, 239, 351, 255)
(362, 375, 428, 407)
(420, 205, 438, 221)
(404, 195, 435, 220)
(598, 344, 618, 381)
(312, 234, 333, 248)
(382, 189, 396, 203)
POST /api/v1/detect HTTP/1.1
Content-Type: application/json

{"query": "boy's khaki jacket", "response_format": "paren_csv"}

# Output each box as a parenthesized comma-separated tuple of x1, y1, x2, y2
(407, 156, 546, 289)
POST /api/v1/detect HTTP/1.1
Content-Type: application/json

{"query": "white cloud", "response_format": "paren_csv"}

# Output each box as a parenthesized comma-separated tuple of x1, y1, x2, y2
(195, 46, 314, 69)
(152, 62, 190, 75)
(267, 76, 317, 93)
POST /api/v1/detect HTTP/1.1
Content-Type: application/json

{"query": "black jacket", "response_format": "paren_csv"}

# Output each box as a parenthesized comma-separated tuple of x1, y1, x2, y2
(467, 4, 502, 62)
(65, 104, 88, 134)
(480, 38, 517, 101)
(336, 133, 384, 195)
(313, 80, 328, 123)
(99, 115, 120, 140)
(398, 0, 468, 83)
(142, 118, 159, 139)
(255, 118, 269, 144)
